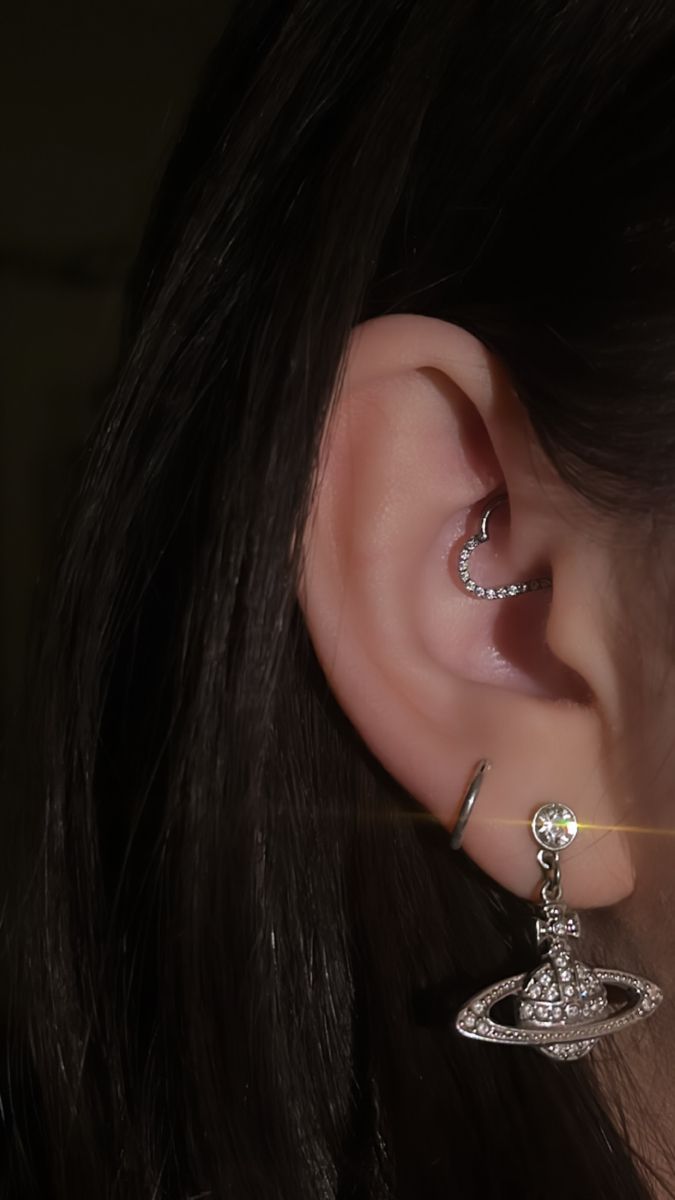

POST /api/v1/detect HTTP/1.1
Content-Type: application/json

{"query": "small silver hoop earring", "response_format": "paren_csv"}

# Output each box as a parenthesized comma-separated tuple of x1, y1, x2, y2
(450, 758, 491, 850)
(457, 493, 552, 599)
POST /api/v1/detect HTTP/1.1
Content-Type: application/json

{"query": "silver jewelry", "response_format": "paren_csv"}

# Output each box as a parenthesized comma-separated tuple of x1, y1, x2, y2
(457, 493, 552, 599)
(455, 801, 662, 1060)
(450, 759, 491, 850)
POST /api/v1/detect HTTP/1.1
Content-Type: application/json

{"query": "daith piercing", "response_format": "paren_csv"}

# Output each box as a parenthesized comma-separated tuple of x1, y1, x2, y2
(457, 493, 552, 599)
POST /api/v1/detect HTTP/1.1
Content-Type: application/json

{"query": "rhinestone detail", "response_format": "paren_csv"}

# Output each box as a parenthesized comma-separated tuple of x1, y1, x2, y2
(532, 803, 578, 851)
(456, 497, 552, 600)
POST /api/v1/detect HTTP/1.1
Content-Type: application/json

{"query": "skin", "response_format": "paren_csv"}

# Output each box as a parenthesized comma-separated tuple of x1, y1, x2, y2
(297, 313, 675, 1189)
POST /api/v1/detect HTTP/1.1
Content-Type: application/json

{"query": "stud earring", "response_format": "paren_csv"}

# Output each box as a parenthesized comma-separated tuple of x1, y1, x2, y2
(455, 799, 662, 1059)
(450, 759, 491, 850)
(457, 493, 552, 599)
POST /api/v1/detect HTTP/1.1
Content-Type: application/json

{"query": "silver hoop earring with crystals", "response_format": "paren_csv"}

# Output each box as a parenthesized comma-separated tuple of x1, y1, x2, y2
(457, 493, 552, 599)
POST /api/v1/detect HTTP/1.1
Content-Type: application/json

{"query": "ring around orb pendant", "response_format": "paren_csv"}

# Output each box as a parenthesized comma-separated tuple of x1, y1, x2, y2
(455, 966, 663, 1059)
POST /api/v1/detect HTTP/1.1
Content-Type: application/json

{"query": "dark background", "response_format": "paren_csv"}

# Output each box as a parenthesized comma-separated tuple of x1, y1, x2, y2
(1, 1, 230, 732)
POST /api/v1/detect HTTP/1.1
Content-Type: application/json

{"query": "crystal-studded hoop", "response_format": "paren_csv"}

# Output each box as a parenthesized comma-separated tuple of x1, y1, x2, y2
(457, 494, 552, 599)
(455, 801, 662, 1060)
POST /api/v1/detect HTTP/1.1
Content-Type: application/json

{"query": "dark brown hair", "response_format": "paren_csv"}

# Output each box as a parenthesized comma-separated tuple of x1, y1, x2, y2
(5, 1, 675, 1195)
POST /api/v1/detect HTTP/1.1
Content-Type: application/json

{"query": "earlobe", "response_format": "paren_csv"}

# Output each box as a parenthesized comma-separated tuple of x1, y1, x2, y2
(298, 313, 634, 909)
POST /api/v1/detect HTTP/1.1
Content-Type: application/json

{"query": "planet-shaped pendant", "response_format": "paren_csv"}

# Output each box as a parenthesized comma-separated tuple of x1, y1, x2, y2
(455, 958, 662, 1059)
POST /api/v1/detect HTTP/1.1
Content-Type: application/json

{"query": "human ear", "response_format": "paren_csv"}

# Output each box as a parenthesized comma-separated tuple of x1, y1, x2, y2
(297, 313, 633, 908)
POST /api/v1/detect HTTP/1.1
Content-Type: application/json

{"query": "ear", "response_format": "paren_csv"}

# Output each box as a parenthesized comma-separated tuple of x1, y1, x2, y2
(298, 313, 634, 908)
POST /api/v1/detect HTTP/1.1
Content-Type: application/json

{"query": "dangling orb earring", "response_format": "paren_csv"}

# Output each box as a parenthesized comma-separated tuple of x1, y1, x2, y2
(457, 493, 552, 599)
(454, 795, 663, 1059)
